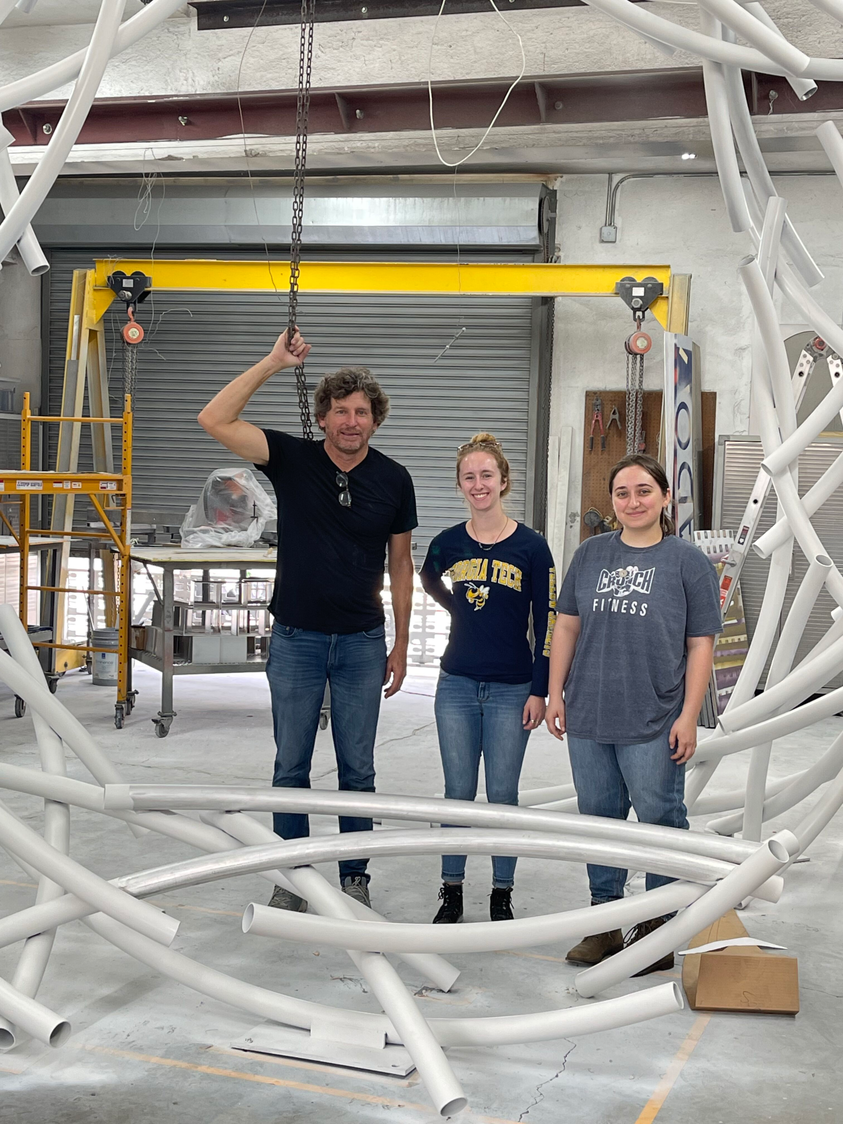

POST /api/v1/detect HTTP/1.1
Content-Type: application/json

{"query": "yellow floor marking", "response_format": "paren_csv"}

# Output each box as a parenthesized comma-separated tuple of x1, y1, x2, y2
(79, 1043, 524, 1123)
(146, 898, 242, 918)
(209, 1044, 421, 1087)
(496, 949, 569, 963)
(633, 1013, 712, 1124)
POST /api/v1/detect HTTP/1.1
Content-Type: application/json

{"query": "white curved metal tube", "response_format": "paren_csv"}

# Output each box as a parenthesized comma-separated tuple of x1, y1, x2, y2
(0, 0, 186, 112)
(698, 683, 843, 760)
(201, 811, 459, 993)
(0, 977, 70, 1049)
(0, 135, 48, 275)
(697, 0, 811, 75)
(575, 832, 798, 996)
(101, 786, 764, 865)
(742, 5, 817, 101)
(761, 371, 843, 478)
(710, 730, 843, 835)
(793, 763, 843, 852)
(243, 883, 706, 954)
(743, 554, 833, 839)
(0, 802, 178, 946)
(0, 0, 127, 264)
(89, 829, 770, 898)
(755, 450, 843, 558)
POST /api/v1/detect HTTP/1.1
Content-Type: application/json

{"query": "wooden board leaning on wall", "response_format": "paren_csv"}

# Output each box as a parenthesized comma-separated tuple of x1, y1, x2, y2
(580, 390, 717, 542)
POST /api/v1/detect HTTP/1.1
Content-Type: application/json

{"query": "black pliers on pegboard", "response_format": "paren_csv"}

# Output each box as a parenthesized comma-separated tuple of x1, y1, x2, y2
(589, 395, 606, 452)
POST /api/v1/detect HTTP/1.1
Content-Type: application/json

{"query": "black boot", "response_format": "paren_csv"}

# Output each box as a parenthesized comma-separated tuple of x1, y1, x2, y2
(490, 887, 514, 921)
(433, 883, 464, 924)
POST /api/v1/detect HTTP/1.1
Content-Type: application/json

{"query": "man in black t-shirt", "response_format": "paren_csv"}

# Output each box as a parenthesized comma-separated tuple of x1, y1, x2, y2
(198, 329, 418, 910)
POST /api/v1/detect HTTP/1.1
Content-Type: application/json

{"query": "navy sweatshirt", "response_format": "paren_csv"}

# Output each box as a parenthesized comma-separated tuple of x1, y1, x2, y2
(420, 521, 557, 697)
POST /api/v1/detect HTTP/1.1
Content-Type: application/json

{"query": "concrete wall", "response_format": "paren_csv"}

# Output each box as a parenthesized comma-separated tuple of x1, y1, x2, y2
(0, 263, 41, 414)
(548, 171, 843, 568)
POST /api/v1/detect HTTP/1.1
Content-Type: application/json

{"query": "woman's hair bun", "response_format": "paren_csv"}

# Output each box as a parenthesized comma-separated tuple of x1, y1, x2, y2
(470, 432, 500, 447)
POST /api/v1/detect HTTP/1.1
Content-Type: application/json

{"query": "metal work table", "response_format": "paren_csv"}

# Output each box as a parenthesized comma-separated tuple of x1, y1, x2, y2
(129, 545, 277, 738)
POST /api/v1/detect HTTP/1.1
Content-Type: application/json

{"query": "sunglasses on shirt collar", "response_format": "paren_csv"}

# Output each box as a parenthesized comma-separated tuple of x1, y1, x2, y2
(336, 471, 351, 508)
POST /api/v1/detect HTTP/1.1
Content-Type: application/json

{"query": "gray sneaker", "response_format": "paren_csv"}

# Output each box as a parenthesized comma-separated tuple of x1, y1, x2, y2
(341, 876, 371, 909)
(267, 885, 307, 912)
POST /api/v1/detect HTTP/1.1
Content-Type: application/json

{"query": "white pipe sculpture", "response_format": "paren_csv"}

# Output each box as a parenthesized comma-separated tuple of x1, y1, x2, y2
(0, 0, 187, 274)
(4, 2, 843, 1115)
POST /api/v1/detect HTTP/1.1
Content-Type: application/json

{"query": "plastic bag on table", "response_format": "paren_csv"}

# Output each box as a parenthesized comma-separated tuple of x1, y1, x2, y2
(179, 467, 276, 548)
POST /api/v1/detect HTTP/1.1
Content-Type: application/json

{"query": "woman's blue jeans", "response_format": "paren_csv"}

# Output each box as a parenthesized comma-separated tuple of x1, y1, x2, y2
(566, 718, 689, 905)
(266, 621, 387, 883)
(434, 670, 532, 889)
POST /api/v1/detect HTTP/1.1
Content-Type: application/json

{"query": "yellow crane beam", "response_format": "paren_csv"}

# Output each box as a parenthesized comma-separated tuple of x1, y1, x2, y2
(91, 260, 672, 327)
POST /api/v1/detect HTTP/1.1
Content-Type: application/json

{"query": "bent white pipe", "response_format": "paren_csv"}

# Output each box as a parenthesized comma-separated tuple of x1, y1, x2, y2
(0, 976, 70, 1049)
(0, 802, 178, 947)
(742, 5, 817, 101)
(755, 450, 843, 558)
(696, 0, 811, 75)
(0, 135, 48, 276)
(761, 371, 843, 478)
(243, 882, 706, 955)
(575, 831, 799, 996)
(793, 763, 843, 853)
(0, 0, 127, 265)
(201, 811, 459, 993)
(743, 554, 833, 839)
(103, 784, 765, 865)
(709, 730, 843, 835)
(0, 0, 185, 112)
(698, 683, 843, 760)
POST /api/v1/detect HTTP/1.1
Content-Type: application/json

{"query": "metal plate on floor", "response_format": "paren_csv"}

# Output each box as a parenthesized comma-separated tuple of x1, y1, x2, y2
(231, 1023, 417, 1077)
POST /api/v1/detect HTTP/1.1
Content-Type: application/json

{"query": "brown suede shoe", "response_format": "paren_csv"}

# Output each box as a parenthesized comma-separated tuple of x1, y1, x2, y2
(565, 929, 623, 965)
(624, 916, 675, 975)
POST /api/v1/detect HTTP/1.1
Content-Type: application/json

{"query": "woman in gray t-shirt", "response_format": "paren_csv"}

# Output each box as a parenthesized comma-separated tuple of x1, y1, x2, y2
(546, 453, 722, 973)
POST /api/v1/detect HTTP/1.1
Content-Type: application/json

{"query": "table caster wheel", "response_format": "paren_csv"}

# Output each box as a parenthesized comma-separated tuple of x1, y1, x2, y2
(14, 696, 26, 718)
(47, 677, 59, 695)
(114, 704, 124, 730)
(154, 720, 170, 738)
(126, 690, 138, 716)
(319, 712, 329, 730)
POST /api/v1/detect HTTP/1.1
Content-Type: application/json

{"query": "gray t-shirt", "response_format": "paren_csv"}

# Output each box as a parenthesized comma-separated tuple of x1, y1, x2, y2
(558, 531, 722, 744)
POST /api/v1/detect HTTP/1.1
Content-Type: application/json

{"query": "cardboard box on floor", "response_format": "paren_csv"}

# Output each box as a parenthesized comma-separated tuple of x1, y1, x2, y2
(681, 909, 799, 1014)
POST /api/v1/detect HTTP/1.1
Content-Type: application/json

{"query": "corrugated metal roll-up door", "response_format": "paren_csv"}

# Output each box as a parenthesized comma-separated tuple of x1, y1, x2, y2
(45, 249, 539, 561)
(716, 435, 843, 691)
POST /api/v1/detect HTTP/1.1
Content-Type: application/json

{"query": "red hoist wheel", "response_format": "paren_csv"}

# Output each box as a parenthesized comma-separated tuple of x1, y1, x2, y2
(122, 308, 144, 345)
(625, 330, 652, 356)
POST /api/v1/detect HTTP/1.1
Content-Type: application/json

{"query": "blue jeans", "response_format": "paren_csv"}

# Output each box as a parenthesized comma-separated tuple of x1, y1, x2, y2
(566, 717, 688, 905)
(434, 671, 532, 889)
(266, 621, 387, 883)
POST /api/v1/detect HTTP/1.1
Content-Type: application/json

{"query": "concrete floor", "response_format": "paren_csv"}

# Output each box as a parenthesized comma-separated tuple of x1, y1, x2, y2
(1, 664, 842, 1124)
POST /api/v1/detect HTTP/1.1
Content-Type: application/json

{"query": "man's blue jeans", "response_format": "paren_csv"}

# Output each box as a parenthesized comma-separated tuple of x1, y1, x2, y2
(566, 717, 688, 904)
(434, 671, 532, 889)
(266, 621, 387, 883)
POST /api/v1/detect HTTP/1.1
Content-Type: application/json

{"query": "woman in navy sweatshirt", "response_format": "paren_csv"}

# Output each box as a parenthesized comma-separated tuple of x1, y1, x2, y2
(420, 433, 557, 923)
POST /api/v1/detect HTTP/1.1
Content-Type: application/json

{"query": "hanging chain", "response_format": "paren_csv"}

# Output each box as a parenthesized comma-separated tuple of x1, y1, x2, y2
(289, 0, 316, 440)
(123, 337, 139, 401)
(625, 312, 645, 454)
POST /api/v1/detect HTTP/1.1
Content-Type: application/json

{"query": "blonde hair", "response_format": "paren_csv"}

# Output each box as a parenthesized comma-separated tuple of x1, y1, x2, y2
(456, 432, 511, 497)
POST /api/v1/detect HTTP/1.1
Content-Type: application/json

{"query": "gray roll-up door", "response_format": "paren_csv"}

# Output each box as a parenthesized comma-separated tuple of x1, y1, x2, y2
(45, 248, 539, 561)
(715, 435, 843, 690)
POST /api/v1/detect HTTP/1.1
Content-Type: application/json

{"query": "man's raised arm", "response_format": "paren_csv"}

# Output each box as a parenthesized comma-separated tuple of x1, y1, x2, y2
(197, 329, 310, 464)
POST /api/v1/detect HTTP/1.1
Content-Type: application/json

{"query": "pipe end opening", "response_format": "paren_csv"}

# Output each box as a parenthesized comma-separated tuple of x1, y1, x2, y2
(0, 1027, 16, 1051)
(440, 1096, 468, 1118)
(769, 836, 794, 863)
(50, 1021, 71, 1048)
(671, 981, 686, 1011)
(29, 264, 50, 277)
(816, 554, 833, 569)
(242, 903, 256, 934)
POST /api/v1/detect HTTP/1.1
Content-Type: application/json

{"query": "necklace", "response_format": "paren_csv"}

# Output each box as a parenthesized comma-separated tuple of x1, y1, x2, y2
(468, 517, 510, 552)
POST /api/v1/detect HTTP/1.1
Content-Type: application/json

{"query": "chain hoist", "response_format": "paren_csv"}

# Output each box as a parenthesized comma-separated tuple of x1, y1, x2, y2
(106, 269, 151, 402)
(288, 0, 316, 440)
(613, 275, 664, 456)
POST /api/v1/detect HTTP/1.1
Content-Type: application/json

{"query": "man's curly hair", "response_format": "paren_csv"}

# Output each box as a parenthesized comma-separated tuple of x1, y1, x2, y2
(314, 367, 390, 428)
